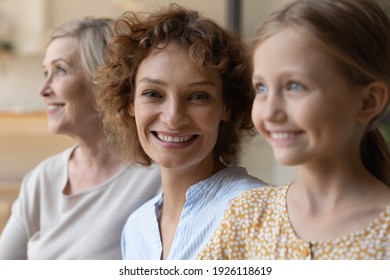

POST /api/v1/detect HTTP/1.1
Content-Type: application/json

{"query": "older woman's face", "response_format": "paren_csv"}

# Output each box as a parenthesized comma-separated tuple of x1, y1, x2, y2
(131, 42, 228, 173)
(38, 36, 98, 137)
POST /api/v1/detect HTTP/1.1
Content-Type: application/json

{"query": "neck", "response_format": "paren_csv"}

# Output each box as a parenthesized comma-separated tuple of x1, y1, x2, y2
(291, 158, 385, 213)
(65, 137, 125, 195)
(287, 159, 390, 241)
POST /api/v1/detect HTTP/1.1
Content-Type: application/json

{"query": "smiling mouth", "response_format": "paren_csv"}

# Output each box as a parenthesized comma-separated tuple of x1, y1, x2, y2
(271, 132, 295, 140)
(269, 131, 303, 140)
(48, 104, 65, 110)
(155, 132, 197, 143)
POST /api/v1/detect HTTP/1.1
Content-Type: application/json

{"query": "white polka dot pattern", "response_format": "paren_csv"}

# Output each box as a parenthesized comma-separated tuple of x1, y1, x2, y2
(199, 186, 390, 260)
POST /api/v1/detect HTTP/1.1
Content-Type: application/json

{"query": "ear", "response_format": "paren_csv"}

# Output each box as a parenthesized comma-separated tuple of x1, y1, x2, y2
(128, 102, 135, 117)
(221, 104, 230, 122)
(356, 81, 389, 124)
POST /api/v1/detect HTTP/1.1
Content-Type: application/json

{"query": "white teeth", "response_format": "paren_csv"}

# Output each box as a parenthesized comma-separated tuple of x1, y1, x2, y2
(48, 104, 64, 110)
(157, 133, 193, 143)
(271, 132, 294, 140)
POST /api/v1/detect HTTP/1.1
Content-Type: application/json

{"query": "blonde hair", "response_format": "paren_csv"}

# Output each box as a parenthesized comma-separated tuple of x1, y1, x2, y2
(48, 17, 114, 79)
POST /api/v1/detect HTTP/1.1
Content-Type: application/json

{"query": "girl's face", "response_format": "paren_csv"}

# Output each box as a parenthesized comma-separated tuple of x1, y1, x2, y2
(251, 27, 365, 166)
(39, 36, 98, 137)
(131, 42, 229, 172)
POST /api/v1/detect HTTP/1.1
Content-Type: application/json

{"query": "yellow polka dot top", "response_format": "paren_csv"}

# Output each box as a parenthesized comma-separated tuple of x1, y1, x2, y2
(198, 185, 390, 260)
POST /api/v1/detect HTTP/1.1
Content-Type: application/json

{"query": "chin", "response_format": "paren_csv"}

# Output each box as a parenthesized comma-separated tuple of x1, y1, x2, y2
(47, 124, 65, 135)
(47, 127, 58, 135)
(273, 152, 301, 166)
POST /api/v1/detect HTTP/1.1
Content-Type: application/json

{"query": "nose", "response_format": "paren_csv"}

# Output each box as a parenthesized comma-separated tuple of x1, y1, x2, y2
(261, 91, 287, 123)
(38, 75, 53, 97)
(160, 97, 190, 129)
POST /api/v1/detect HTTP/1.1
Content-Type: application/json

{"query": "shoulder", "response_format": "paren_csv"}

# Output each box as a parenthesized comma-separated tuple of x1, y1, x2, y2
(21, 147, 73, 188)
(124, 194, 160, 224)
(121, 163, 160, 176)
(27, 146, 74, 178)
(236, 184, 286, 200)
(118, 163, 160, 184)
(228, 185, 287, 215)
(114, 163, 161, 196)
(122, 194, 160, 243)
(218, 167, 267, 186)
(212, 167, 269, 198)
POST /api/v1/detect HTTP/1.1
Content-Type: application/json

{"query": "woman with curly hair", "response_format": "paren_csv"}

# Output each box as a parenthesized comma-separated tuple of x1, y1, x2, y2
(95, 4, 267, 259)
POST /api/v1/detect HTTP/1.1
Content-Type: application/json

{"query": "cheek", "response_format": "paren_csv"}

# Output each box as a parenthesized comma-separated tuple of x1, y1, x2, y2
(134, 109, 147, 131)
(134, 105, 154, 138)
(251, 100, 263, 133)
(199, 109, 225, 134)
(298, 102, 336, 126)
(134, 117, 148, 150)
(133, 101, 148, 119)
(63, 79, 89, 101)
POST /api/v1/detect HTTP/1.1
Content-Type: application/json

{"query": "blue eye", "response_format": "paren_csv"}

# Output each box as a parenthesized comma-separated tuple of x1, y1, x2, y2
(287, 81, 304, 91)
(254, 83, 268, 94)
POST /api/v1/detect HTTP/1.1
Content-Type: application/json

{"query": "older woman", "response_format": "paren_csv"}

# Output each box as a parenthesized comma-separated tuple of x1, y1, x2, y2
(0, 17, 161, 259)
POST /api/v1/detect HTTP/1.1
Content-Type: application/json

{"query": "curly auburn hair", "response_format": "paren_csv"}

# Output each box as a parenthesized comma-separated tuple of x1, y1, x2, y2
(95, 4, 255, 166)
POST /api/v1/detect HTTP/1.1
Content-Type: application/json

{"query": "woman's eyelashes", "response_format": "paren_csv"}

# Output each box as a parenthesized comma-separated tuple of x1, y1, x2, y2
(141, 90, 162, 99)
(190, 92, 210, 101)
(55, 65, 67, 74)
(253, 80, 307, 95)
(42, 65, 67, 78)
(140, 90, 211, 101)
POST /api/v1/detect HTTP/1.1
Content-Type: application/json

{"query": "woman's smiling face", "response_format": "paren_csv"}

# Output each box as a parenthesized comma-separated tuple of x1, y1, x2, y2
(131, 42, 229, 172)
(39, 36, 98, 137)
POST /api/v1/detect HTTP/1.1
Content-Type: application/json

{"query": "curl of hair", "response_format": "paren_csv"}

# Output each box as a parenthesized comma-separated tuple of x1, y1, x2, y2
(95, 4, 255, 166)
(251, 0, 390, 185)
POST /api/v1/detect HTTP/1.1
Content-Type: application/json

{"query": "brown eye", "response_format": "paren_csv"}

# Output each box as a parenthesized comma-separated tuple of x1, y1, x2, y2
(191, 92, 209, 100)
(142, 90, 162, 98)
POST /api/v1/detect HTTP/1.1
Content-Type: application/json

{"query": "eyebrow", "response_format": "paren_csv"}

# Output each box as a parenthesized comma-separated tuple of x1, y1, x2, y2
(252, 74, 263, 81)
(138, 77, 217, 87)
(42, 58, 69, 69)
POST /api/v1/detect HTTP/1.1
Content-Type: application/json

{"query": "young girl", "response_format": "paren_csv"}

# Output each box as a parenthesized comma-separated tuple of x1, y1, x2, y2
(199, 0, 390, 259)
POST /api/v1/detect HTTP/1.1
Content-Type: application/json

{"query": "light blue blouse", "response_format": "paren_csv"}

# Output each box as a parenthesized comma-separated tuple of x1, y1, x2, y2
(121, 166, 267, 260)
